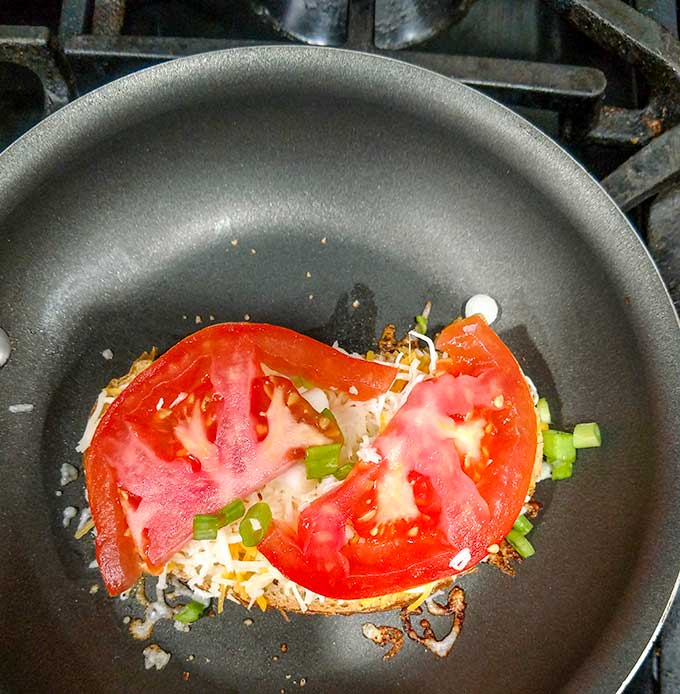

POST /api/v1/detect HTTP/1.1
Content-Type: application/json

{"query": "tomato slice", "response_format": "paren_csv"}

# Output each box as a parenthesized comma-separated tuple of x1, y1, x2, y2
(259, 315, 538, 599)
(85, 323, 397, 595)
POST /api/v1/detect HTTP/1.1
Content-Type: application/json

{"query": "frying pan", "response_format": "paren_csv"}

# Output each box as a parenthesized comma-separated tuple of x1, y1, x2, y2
(0, 47, 679, 694)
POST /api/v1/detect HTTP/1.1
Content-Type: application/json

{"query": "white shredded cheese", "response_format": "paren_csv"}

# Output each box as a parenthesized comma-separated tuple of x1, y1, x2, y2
(302, 388, 329, 413)
(60, 463, 79, 486)
(8, 403, 33, 413)
(449, 548, 471, 571)
(523, 373, 539, 405)
(408, 331, 437, 374)
(539, 461, 553, 481)
(357, 441, 381, 465)
(143, 644, 171, 671)
(62, 506, 77, 528)
(75, 507, 92, 535)
(101, 349, 113, 360)
(75, 389, 114, 453)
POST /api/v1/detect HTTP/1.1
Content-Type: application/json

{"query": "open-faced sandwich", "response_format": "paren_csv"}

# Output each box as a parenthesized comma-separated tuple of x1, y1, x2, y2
(77, 311, 600, 649)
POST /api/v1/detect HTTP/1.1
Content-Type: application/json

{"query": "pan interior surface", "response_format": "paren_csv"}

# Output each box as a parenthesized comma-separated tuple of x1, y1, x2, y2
(0, 47, 679, 694)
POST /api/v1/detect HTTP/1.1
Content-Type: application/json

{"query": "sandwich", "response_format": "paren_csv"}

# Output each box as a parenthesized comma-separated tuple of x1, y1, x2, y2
(80, 313, 548, 621)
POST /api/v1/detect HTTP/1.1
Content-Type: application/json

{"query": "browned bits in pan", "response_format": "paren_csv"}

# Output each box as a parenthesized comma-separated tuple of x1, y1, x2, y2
(399, 587, 466, 658)
(360, 623, 405, 660)
(378, 324, 398, 352)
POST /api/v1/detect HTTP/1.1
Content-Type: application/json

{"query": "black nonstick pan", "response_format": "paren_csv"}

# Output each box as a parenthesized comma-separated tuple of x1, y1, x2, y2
(1, 47, 679, 694)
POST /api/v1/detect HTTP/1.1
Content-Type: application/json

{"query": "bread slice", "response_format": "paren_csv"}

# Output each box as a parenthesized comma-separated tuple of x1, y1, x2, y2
(244, 577, 458, 616)
(85, 347, 543, 616)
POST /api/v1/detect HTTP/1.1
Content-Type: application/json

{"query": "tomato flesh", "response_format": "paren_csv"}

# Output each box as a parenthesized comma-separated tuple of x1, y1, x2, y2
(259, 315, 538, 599)
(85, 323, 396, 595)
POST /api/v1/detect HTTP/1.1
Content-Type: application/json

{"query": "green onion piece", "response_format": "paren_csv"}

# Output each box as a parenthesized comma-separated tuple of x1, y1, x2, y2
(175, 600, 206, 624)
(239, 502, 273, 547)
(304, 443, 342, 480)
(193, 514, 220, 541)
(291, 375, 315, 390)
(551, 459, 573, 480)
(512, 514, 533, 536)
(537, 397, 551, 425)
(573, 422, 601, 449)
(321, 408, 338, 424)
(506, 529, 536, 559)
(218, 499, 245, 526)
(542, 429, 576, 463)
(415, 314, 428, 334)
(334, 463, 354, 481)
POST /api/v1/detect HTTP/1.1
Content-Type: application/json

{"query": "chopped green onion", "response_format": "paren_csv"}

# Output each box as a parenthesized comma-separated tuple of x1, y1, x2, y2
(334, 463, 354, 480)
(175, 600, 207, 623)
(506, 529, 536, 558)
(304, 443, 342, 480)
(193, 514, 220, 541)
(537, 397, 551, 425)
(291, 375, 315, 390)
(193, 499, 245, 541)
(542, 429, 576, 463)
(321, 408, 338, 423)
(551, 459, 573, 480)
(512, 514, 534, 536)
(239, 502, 272, 547)
(415, 314, 428, 334)
(218, 499, 245, 526)
(573, 422, 601, 449)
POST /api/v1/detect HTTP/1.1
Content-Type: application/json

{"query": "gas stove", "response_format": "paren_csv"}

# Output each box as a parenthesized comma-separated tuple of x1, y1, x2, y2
(0, 1, 678, 691)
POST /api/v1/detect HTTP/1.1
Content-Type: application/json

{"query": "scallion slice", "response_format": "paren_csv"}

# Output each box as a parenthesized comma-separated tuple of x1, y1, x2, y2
(218, 499, 245, 526)
(573, 422, 601, 449)
(291, 375, 315, 390)
(415, 314, 428, 334)
(321, 408, 338, 424)
(551, 459, 573, 480)
(542, 429, 576, 463)
(175, 600, 206, 624)
(512, 514, 533, 536)
(334, 463, 354, 480)
(537, 397, 551, 425)
(239, 502, 273, 547)
(506, 529, 536, 558)
(304, 443, 342, 480)
(193, 514, 220, 541)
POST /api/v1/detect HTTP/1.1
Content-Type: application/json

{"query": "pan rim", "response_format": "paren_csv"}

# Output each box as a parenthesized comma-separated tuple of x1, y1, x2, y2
(0, 45, 679, 693)
(1, 45, 677, 328)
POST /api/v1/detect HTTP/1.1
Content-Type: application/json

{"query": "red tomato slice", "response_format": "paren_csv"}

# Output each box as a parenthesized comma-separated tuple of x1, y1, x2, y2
(85, 323, 397, 595)
(259, 315, 537, 599)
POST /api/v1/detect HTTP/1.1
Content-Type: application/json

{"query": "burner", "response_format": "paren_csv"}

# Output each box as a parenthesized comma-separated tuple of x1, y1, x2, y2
(250, 0, 477, 49)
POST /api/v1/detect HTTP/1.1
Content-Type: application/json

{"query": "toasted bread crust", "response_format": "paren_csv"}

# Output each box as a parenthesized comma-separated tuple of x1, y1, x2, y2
(189, 575, 458, 615)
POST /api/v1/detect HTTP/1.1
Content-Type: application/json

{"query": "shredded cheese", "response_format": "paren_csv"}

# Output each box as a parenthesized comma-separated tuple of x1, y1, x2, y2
(76, 390, 114, 453)
(407, 582, 438, 612)
(408, 330, 437, 374)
